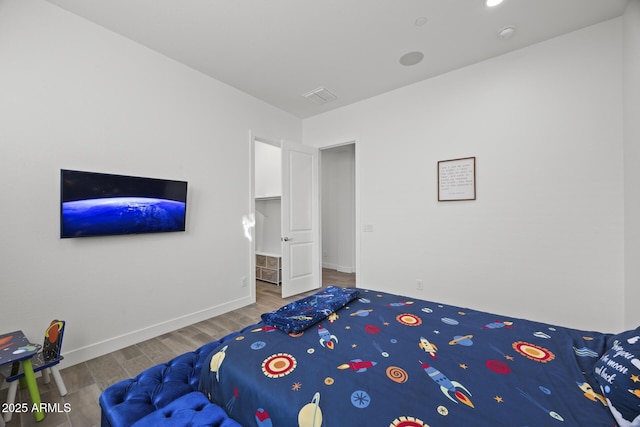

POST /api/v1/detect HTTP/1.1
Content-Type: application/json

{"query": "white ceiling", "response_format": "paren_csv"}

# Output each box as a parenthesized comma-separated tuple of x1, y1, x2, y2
(44, 0, 630, 119)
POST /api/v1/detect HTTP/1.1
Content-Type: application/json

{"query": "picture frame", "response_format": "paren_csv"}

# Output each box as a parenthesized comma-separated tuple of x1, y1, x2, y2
(438, 157, 476, 201)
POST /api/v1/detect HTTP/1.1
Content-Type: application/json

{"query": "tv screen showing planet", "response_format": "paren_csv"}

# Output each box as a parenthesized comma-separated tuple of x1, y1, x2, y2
(60, 170, 187, 238)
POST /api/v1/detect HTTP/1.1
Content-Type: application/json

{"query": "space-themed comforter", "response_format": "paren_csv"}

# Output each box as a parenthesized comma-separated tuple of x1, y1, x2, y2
(199, 288, 618, 426)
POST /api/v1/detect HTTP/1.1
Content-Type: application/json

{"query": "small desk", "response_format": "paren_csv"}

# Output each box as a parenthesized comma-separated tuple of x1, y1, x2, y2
(0, 331, 45, 422)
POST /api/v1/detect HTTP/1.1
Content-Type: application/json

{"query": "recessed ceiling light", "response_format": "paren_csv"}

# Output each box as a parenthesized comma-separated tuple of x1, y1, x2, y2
(399, 51, 424, 66)
(497, 25, 515, 39)
(485, 0, 504, 7)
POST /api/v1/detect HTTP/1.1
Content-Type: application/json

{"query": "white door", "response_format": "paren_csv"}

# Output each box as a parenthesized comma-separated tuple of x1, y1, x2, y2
(280, 140, 320, 298)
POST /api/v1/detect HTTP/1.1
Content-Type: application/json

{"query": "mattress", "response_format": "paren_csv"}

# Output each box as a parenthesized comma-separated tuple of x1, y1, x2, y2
(199, 287, 623, 426)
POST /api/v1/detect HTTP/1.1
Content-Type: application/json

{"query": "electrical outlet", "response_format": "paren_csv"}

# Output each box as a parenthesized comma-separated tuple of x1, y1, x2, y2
(241, 276, 248, 287)
(416, 280, 423, 290)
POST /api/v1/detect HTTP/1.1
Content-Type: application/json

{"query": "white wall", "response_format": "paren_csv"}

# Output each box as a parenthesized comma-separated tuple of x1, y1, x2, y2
(304, 18, 625, 332)
(321, 145, 355, 273)
(255, 199, 281, 255)
(0, 0, 300, 366)
(623, 0, 640, 329)
(255, 141, 281, 199)
(254, 141, 282, 255)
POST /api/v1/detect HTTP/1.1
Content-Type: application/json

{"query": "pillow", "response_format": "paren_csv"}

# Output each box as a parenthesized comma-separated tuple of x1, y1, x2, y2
(594, 329, 640, 427)
(261, 286, 359, 334)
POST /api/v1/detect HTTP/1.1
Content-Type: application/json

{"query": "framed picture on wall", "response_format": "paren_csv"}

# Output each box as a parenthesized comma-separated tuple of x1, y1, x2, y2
(438, 157, 476, 201)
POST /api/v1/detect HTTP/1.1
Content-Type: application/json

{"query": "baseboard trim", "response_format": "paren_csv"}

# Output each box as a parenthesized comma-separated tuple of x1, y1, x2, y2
(323, 262, 338, 270)
(336, 265, 354, 274)
(61, 295, 254, 368)
(322, 263, 354, 274)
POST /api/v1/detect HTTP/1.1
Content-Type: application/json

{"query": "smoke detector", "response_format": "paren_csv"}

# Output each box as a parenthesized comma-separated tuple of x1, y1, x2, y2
(302, 87, 338, 105)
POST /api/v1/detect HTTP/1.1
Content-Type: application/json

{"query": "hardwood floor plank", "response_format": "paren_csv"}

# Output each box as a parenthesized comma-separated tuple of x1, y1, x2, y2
(64, 384, 102, 427)
(136, 336, 176, 363)
(119, 353, 157, 378)
(84, 353, 129, 391)
(55, 362, 95, 395)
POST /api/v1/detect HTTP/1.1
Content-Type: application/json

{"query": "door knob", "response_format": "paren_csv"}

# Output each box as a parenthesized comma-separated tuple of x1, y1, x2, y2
(282, 236, 292, 242)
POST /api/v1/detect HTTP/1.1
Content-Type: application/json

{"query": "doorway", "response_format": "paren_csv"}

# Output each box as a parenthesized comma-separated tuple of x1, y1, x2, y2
(251, 136, 321, 299)
(320, 143, 356, 281)
(254, 139, 282, 292)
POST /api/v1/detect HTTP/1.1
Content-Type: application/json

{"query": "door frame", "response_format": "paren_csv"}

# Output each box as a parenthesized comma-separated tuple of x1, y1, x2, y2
(249, 132, 359, 301)
(319, 140, 359, 283)
(250, 132, 322, 299)
(249, 132, 282, 302)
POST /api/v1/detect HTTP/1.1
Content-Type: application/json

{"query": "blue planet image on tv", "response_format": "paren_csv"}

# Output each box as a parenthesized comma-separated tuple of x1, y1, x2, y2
(60, 170, 188, 238)
(62, 197, 186, 237)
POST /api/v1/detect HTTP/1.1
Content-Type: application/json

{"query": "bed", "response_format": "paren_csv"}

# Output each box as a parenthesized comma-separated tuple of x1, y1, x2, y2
(199, 286, 640, 426)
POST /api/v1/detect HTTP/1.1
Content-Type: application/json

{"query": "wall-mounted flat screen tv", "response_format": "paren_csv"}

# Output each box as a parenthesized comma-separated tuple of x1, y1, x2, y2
(60, 169, 187, 238)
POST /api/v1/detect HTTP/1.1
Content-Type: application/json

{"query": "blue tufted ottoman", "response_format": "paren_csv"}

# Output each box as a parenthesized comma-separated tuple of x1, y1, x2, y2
(100, 329, 247, 427)
(130, 391, 240, 427)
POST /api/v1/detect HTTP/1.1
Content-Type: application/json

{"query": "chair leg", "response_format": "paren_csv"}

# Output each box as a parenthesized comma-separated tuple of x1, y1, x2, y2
(50, 366, 67, 396)
(0, 380, 6, 426)
(3, 380, 18, 422)
(42, 367, 51, 384)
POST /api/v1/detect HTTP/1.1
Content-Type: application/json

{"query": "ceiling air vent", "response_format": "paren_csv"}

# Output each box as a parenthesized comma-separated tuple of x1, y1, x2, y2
(302, 86, 337, 105)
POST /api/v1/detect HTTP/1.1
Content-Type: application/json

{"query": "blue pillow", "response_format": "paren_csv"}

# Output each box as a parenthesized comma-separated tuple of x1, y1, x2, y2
(594, 328, 640, 427)
(261, 286, 359, 334)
